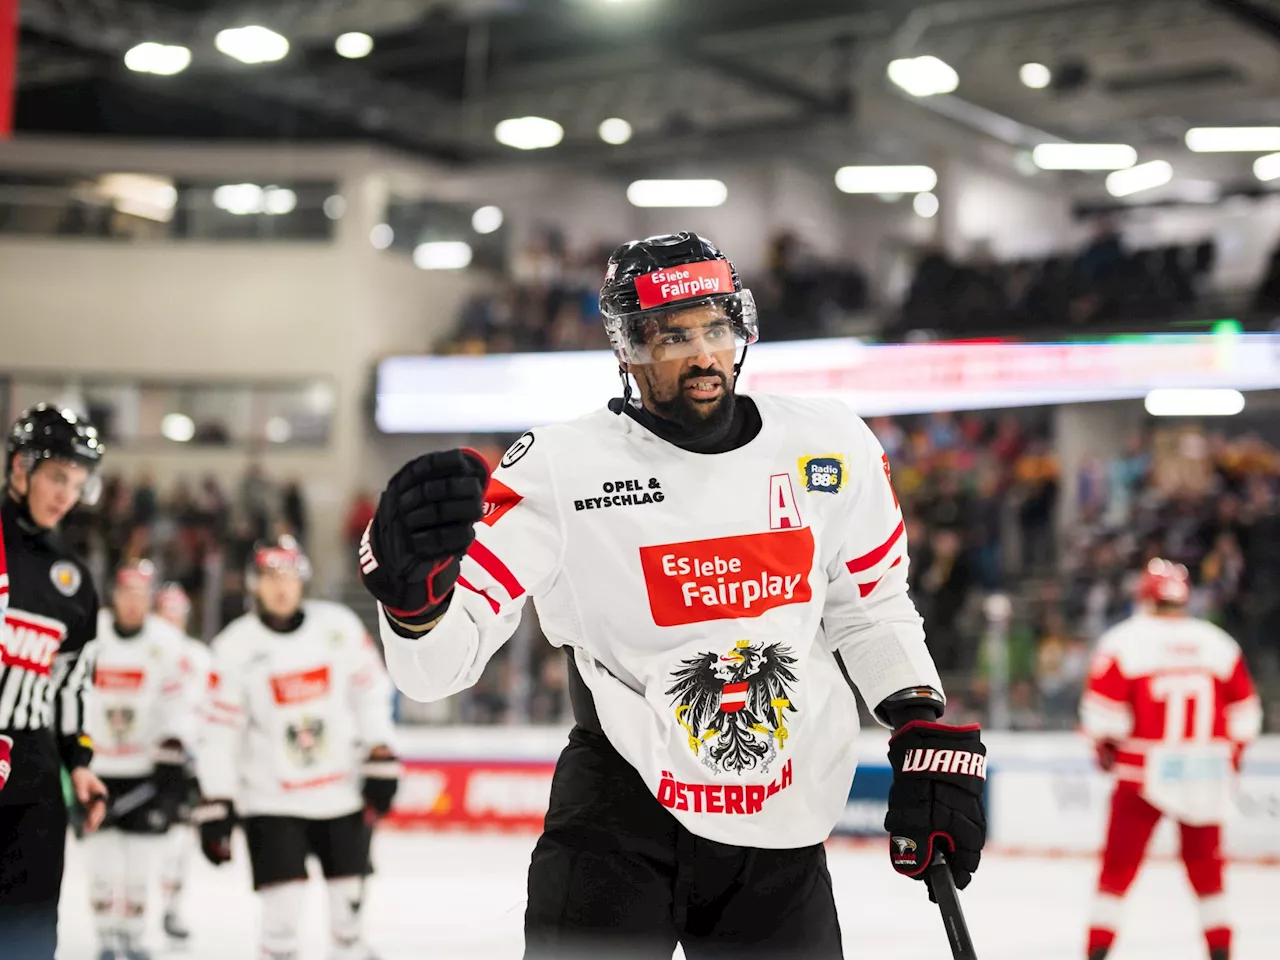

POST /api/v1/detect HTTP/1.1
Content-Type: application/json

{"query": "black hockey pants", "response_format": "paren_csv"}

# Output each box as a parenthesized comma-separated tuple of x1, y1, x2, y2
(0, 792, 68, 960)
(524, 726, 844, 960)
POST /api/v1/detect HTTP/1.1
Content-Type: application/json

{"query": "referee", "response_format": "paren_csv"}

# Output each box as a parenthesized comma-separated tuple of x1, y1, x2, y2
(0, 404, 109, 958)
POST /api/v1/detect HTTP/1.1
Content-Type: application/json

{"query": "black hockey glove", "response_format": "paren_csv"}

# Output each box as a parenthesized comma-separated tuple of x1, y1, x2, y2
(193, 797, 237, 866)
(361, 748, 401, 820)
(359, 448, 489, 626)
(885, 720, 987, 893)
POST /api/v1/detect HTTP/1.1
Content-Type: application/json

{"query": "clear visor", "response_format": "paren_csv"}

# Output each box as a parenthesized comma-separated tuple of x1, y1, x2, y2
(23, 453, 103, 507)
(615, 290, 759, 365)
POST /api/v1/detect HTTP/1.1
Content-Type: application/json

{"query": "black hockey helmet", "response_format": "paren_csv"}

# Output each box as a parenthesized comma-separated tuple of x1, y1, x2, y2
(599, 232, 758, 365)
(6, 403, 105, 505)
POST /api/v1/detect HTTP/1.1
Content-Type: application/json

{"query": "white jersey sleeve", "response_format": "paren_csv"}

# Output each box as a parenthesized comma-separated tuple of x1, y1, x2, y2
(346, 618, 396, 753)
(199, 630, 248, 801)
(820, 416, 940, 716)
(379, 435, 565, 703)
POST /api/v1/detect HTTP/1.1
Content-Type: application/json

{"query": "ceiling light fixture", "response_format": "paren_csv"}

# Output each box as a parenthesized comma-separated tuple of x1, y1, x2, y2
(1105, 160, 1173, 197)
(598, 117, 633, 145)
(215, 26, 289, 65)
(335, 32, 373, 59)
(413, 241, 474, 270)
(887, 56, 959, 97)
(625, 179, 728, 208)
(835, 165, 938, 194)
(124, 42, 192, 76)
(1019, 62, 1051, 89)
(913, 192, 940, 218)
(160, 413, 196, 443)
(1254, 152, 1280, 182)
(1030, 143, 1136, 171)
(1185, 127, 1280, 152)
(494, 116, 564, 150)
(471, 206, 504, 234)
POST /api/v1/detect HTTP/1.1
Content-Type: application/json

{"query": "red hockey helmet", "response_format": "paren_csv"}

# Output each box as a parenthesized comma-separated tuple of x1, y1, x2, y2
(115, 559, 157, 592)
(252, 534, 312, 582)
(1136, 558, 1190, 606)
(155, 582, 190, 619)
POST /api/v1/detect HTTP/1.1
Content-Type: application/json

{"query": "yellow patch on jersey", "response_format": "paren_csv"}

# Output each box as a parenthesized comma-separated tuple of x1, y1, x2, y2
(798, 454, 845, 494)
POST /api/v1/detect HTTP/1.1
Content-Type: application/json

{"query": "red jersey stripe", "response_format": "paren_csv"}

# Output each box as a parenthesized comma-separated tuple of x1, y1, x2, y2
(467, 539, 525, 601)
(846, 519, 905, 575)
(857, 556, 903, 597)
(457, 575, 501, 614)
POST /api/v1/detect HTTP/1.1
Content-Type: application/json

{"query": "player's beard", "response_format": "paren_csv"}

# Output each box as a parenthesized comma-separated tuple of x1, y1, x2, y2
(644, 365, 736, 438)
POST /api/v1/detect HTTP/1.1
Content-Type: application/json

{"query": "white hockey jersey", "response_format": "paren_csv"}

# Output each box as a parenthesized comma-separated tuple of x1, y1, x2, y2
(380, 395, 941, 848)
(88, 613, 195, 779)
(200, 601, 396, 819)
(1081, 614, 1261, 824)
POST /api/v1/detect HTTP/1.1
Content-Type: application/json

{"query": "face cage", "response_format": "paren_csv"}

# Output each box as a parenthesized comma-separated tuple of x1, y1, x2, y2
(605, 289, 759, 366)
(13, 451, 104, 507)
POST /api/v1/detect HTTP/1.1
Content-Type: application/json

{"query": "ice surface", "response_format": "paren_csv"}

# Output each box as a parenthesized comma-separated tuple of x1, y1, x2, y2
(58, 830, 1280, 959)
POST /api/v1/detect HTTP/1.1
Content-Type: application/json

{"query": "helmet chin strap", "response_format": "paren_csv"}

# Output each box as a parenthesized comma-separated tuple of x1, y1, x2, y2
(733, 341, 750, 383)
(617, 363, 633, 412)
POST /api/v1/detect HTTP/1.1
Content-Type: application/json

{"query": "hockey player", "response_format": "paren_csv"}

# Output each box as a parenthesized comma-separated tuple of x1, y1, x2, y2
(0, 404, 109, 958)
(197, 537, 400, 960)
(1080, 558, 1261, 960)
(85, 560, 195, 960)
(151, 581, 210, 943)
(359, 233, 988, 958)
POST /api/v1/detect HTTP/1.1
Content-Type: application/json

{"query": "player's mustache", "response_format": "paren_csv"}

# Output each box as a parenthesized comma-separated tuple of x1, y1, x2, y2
(680, 367, 726, 387)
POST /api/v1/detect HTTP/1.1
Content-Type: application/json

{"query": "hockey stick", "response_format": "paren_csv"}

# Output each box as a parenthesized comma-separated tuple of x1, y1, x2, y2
(101, 781, 158, 828)
(925, 850, 977, 960)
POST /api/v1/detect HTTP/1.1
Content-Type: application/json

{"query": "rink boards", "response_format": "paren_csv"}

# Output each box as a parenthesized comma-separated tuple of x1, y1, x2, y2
(388, 727, 1280, 860)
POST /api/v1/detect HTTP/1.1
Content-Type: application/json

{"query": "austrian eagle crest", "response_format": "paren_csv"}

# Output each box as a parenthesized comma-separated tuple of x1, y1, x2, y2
(665, 640, 798, 774)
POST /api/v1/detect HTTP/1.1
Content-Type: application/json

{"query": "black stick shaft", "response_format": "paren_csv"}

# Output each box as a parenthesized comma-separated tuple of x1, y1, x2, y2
(926, 850, 978, 960)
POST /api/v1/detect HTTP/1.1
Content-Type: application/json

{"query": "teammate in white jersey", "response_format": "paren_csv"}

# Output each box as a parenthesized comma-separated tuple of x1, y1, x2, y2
(360, 232, 989, 958)
(85, 560, 196, 960)
(197, 537, 400, 960)
(151, 582, 210, 944)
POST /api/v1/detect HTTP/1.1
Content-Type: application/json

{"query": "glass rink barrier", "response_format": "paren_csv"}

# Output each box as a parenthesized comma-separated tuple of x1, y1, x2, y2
(59, 725, 1280, 959)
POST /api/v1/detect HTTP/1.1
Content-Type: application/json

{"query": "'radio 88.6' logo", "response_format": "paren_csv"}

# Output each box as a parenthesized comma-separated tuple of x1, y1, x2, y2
(799, 455, 844, 494)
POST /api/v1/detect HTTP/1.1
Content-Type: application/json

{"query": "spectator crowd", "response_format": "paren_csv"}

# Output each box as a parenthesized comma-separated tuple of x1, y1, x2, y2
(436, 217, 1280, 354)
(61, 464, 311, 636)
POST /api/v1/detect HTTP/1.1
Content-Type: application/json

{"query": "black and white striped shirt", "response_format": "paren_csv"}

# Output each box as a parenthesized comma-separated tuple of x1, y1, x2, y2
(0, 498, 98, 805)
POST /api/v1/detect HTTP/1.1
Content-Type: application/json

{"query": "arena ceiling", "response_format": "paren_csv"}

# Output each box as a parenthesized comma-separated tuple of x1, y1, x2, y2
(14, 0, 1280, 171)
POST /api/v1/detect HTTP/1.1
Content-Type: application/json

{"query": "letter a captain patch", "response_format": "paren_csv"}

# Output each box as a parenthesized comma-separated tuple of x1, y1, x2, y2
(768, 474, 802, 530)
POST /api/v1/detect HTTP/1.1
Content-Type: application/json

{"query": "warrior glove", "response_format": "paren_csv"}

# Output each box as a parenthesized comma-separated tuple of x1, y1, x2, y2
(885, 720, 987, 893)
(359, 448, 489, 628)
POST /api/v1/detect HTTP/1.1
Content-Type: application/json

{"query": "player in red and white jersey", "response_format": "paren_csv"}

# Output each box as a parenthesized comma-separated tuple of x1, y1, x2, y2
(359, 233, 989, 958)
(151, 582, 211, 944)
(1080, 559, 1262, 960)
(85, 560, 196, 960)
(197, 537, 399, 960)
